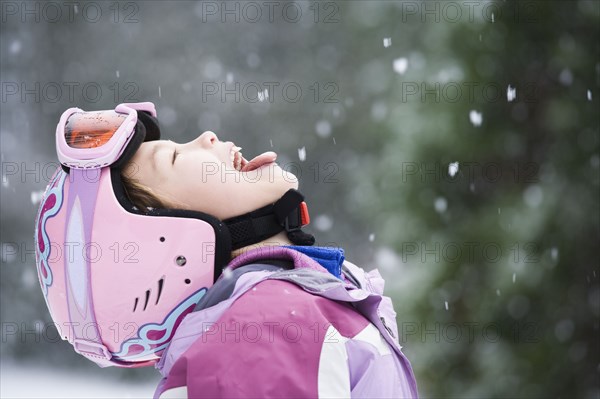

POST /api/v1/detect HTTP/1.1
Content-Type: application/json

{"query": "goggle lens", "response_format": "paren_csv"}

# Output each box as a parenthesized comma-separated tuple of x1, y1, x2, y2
(64, 111, 127, 149)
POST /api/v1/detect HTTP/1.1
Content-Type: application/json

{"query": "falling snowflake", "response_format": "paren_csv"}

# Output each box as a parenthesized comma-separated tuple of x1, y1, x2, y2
(371, 102, 388, 122)
(383, 38, 392, 48)
(30, 190, 45, 205)
(444, 301, 449, 310)
(298, 147, 306, 161)
(587, 90, 593, 101)
(9, 40, 21, 55)
(257, 88, 269, 102)
(315, 120, 332, 138)
(513, 273, 516, 283)
(247, 53, 260, 68)
(559, 69, 573, 86)
(314, 214, 333, 231)
(332, 106, 341, 118)
(507, 85, 517, 102)
(469, 110, 483, 127)
(222, 268, 233, 279)
(369, 233, 375, 242)
(551, 247, 559, 261)
(524, 185, 543, 208)
(116, 70, 120, 78)
(434, 197, 447, 213)
(448, 162, 459, 177)
(158, 86, 162, 98)
(393, 58, 408, 75)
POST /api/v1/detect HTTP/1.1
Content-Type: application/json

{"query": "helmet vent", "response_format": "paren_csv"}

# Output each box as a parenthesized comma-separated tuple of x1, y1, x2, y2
(156, 278, 165, 305)
(132, 278, 165, 312)
(143, 290, 151, 311)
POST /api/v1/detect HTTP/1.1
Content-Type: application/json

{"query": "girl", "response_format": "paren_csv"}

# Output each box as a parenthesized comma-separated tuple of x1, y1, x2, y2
(35, 102, 418, 398)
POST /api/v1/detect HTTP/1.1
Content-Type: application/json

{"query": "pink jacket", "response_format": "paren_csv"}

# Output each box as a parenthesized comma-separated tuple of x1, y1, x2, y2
(154, 247, 418, 398)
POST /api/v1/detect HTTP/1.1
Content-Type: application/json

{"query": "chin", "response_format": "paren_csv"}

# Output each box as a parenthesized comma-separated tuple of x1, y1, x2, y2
(276, 165, 299, 189)
(281, 173, 299, 190)
(268, 178, 299, 202)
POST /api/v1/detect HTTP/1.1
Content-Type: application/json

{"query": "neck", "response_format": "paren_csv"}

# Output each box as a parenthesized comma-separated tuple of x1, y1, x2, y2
(230, 231, 294, 259)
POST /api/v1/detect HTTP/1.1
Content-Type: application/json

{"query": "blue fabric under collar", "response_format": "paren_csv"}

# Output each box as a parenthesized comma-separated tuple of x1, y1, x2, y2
(284, 245, 345, 279)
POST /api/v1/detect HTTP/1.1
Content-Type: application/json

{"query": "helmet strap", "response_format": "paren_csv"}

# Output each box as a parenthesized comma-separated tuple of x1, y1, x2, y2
(224, 189, 315, 250)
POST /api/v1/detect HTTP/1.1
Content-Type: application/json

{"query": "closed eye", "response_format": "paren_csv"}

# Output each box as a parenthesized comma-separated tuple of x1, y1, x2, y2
(172, 149, 178, 165)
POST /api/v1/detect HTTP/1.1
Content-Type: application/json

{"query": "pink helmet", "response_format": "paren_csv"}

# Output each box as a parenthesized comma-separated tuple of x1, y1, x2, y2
(34, 102, 314, 367)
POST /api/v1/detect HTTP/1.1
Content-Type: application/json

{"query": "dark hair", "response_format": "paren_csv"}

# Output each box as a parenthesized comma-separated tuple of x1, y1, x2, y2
(120, 171, 168, 212)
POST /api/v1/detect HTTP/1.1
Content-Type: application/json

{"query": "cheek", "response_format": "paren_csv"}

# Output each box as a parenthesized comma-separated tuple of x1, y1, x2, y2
(177, 171, 243, 210)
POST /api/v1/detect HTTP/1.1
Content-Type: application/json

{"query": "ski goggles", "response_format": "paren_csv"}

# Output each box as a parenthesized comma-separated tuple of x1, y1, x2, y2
(56, 102, 156, 169)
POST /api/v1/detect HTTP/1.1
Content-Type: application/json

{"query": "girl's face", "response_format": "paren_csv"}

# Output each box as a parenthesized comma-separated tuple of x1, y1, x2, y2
(124, 131, 299, 219)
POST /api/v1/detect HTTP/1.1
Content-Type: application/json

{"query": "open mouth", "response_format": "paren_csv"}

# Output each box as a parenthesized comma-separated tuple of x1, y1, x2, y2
(230, 145, 246, 171)
(230, 145, 277, 172)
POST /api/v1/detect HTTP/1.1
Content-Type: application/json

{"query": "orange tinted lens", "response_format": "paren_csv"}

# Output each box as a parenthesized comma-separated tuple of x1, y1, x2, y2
(64, 111, 128, 149)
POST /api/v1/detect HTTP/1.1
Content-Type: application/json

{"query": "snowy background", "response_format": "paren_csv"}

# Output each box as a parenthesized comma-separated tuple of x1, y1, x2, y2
(1, 1, 599, 398)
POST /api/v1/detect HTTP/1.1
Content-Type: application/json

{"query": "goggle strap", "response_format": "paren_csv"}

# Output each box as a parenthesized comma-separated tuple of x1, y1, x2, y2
(112, 111, 161, 169)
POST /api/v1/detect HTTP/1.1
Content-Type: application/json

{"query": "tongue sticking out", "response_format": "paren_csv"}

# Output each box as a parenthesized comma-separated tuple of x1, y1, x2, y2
(241, 151, 277, 172)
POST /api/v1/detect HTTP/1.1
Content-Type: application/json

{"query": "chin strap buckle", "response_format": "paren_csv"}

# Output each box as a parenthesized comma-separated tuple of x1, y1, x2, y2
(284, 201, 310, 232)
(274, 190, 310, 232)
(275, 190, 315, 246)
(225, 189, 316, 250)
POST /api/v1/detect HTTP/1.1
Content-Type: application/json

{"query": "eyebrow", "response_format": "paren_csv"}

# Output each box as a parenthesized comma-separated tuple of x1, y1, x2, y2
(150, 141, 175, 172)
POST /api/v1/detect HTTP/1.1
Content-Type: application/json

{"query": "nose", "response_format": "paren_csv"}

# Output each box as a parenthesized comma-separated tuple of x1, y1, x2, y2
(195, 131, 218, 149)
